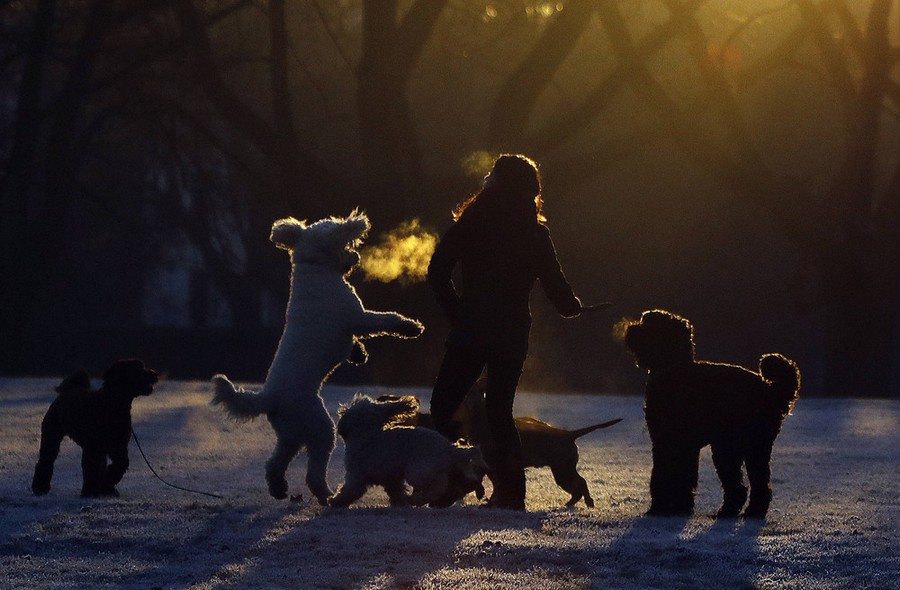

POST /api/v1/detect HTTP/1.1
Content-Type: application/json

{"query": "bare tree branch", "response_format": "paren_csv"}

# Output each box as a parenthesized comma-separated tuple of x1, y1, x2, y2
(838, 0, 894, 218)
(488, 0, 597, 146)
(396, 0, 447, 80)
(268, 0, 298, 148)
(795, 0, 856, 116)
(525, 0, 704, 152)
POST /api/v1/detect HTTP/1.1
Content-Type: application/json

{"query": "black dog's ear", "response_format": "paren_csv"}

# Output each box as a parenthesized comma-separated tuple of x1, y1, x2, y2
(56, 369, 90, 394)
(622, 322, 644, 353)
(102, 359, 146, 383)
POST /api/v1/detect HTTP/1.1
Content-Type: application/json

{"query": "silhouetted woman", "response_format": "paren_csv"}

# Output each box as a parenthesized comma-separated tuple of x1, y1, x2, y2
(428, 154, 583, 510)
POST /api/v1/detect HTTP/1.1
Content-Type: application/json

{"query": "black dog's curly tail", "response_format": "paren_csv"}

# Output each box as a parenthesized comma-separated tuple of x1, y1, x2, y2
(759, 354, 800, 417)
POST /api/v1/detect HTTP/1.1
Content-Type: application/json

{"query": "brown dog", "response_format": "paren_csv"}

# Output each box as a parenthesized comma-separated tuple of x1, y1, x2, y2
(382, 379, 621, 507)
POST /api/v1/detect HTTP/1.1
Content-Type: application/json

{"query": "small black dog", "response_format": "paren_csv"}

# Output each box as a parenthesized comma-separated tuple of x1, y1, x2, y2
(32, 359, 159, 497)
(623, 310, 800, 518)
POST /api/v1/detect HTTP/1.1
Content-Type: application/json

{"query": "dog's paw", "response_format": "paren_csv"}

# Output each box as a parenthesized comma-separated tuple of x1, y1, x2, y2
(399, 319, 425, 338)
(326, 495, 348, 508)
(267, 483, 288, 500)
(348, 340, 368, 365)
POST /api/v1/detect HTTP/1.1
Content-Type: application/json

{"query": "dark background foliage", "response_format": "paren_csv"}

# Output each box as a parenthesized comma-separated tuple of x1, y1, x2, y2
(1, 1, 898, 396)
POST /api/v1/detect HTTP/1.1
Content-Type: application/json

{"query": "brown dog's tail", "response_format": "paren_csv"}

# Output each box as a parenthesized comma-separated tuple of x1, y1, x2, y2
(569, 418, 623, 439)
(759, 353, 800, 417)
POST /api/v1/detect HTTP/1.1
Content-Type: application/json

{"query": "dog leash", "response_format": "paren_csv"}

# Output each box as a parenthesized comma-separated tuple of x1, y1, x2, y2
(131, 427, 224, 499)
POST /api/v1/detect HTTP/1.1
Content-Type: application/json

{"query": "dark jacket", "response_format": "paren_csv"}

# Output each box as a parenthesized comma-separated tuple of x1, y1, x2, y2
(427, 216, 580, 360)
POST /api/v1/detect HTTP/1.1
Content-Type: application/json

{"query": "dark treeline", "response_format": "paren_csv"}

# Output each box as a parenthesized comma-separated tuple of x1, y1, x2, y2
(1, 1, 898, 396)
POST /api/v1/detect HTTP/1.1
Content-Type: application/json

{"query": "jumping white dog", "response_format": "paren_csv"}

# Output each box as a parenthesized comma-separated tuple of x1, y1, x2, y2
(212, 211, 424, 504)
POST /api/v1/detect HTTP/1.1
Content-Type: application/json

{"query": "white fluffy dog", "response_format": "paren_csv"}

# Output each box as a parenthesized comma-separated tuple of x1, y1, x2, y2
(329, 395, 489, 508)
(212, 211, 424, 505)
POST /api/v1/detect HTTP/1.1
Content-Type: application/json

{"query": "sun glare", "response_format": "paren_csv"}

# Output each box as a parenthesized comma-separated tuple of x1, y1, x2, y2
(526, 2, 564, 20)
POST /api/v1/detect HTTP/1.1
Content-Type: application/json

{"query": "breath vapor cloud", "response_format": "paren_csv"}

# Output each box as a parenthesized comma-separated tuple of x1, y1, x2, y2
(360, 219, 438, 285)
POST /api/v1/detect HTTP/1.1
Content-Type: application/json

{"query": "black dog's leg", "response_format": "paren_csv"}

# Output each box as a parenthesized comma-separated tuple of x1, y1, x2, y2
(648, 442, 698, 515)
(103, 446, 129, 496)
(328, 475, 368, 508)
(80, 448, 108, 497)
(743, 440, 775, 518)
(550, 461, 593, 508)
(671, 446, 700, 514)
(383, 479, 410, 507)
(648, 444, 674, 514)
(32, 409, 65, 495)
(711, 442, 747, 518)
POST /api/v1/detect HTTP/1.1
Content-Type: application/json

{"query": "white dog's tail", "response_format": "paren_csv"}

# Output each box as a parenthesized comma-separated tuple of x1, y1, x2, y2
(211, 375, 266, 421)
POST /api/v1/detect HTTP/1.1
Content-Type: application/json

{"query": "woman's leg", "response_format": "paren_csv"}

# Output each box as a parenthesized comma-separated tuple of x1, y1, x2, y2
(430, 346, 485, 441)
(484, 357, 526, 509)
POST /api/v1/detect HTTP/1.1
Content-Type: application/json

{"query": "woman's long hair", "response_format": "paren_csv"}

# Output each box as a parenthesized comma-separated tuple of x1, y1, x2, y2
(452, 154, 546, 226)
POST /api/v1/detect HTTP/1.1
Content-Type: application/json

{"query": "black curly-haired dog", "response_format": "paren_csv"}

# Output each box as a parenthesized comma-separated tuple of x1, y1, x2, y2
(623, 310, 799, 518)
(32, 359, 159, 497)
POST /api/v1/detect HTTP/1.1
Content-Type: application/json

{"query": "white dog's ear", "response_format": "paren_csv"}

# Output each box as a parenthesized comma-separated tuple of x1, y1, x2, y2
(340, 209, 370, 244)
(270, 217, 307, 250)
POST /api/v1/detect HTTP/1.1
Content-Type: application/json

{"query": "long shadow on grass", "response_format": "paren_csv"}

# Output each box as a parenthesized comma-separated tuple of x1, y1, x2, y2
(586, 514, 763, 589)
(187, 504, 546, 589)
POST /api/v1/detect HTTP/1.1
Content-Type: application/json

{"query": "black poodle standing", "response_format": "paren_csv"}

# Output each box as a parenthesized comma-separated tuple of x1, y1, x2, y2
(32, 359, 158, 497)
(623, 310, 800, 518)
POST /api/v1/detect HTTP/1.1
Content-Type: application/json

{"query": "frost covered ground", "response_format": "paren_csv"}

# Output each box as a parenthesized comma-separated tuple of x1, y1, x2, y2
(1, 378, 897, 589)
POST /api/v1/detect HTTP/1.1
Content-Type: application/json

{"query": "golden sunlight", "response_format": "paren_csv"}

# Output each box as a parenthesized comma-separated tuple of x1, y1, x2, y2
(526, 2, 564, 20)
(359, 219, 438, 284)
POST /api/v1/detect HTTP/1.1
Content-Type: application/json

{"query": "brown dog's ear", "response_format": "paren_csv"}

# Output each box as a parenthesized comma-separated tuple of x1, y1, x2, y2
(270, 217, 307, 250)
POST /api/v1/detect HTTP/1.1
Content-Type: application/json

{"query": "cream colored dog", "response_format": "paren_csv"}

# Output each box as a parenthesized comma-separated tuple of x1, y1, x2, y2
(212, 211, 423, 505)
(329, 395, 488, 508)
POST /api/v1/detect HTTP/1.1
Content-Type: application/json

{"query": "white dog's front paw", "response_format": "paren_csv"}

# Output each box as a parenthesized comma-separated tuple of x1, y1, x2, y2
(400, 319, 425, 338)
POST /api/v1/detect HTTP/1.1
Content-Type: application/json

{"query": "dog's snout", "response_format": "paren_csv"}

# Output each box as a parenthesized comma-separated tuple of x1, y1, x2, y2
(342, 250, 360, 273)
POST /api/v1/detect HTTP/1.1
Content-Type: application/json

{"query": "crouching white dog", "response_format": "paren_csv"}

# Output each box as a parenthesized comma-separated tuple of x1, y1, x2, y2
(212, 211, 424, 505)
(330, 395, 488, 508)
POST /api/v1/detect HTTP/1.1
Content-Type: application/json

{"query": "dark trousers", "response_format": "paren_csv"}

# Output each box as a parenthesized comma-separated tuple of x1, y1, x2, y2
(430, 345, 525, 505)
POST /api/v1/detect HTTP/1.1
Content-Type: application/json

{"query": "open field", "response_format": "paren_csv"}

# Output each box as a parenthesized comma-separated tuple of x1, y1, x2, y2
(1, 378, 897, 589)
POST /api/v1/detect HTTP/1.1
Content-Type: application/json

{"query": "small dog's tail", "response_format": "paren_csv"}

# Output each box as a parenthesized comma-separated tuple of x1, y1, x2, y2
(211, 374, 265, 421)
(759, 354, 801, 417)
(569, 418, 624, 440)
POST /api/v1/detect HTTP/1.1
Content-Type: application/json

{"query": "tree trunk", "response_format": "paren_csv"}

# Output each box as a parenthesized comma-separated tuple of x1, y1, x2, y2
(820, 247, 898, 397)
(0, 0, 58, 374)
(488, 0, 596, 148)
(357, 0, 445, 228)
